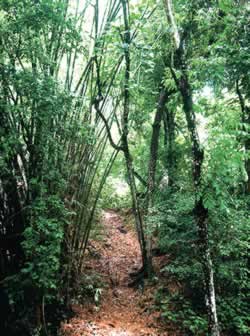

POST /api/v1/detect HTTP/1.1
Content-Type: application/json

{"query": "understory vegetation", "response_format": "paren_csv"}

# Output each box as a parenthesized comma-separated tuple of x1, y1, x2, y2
(0, 1, 249, 336)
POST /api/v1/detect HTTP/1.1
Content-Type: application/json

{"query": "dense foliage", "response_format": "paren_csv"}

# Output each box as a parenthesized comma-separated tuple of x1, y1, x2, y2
(0, 0, 249, 335)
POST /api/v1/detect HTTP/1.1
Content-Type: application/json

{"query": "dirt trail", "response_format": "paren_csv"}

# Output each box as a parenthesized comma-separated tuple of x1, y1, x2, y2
(61, 210, 169, 336)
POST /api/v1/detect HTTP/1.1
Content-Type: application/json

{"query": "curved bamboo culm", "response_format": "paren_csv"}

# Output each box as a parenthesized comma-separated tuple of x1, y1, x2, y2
(0, 0, 125, 322)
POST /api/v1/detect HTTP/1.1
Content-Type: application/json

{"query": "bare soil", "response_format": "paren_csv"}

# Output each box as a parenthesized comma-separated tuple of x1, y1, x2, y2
(61, 210, 170, 336)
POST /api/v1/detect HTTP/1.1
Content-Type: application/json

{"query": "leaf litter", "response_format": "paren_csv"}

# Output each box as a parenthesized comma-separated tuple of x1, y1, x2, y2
(61, 210, 170, 336)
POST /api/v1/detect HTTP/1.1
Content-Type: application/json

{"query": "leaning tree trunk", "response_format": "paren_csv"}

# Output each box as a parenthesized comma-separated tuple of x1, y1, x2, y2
(123, 141, 148, 271)
(121, 0, 150, 274)
(179, 71, 220, 336)
(95, 0, 151, 276)
(163, 1, 220, 334)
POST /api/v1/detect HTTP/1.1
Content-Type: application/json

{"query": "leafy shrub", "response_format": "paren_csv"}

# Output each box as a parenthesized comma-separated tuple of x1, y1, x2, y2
(74, 273, 105, 306)
(153, 188, 250, 335)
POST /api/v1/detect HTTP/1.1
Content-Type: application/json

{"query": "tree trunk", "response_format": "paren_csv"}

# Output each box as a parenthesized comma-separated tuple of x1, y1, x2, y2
(123, 142, 148, 271)
(162, 1, 220, 334)
(162, 105, 176, 186)
(236, 80, 250, 194)
(180, 74, 220, 336)
(146, 88, 168, 208)
(120, 0, 151, 276)
(145, 87, 169, 276)
(94, 0, 151, 276)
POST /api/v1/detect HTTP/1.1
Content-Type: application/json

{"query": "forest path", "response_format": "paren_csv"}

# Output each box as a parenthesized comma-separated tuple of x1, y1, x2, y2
(61, 210, 169, 336)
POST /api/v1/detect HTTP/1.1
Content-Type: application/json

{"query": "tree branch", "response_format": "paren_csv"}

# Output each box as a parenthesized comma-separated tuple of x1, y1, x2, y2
(133, 170, 147, 187)
(164, 0, 180, 49)
(95, 102, 124, 152)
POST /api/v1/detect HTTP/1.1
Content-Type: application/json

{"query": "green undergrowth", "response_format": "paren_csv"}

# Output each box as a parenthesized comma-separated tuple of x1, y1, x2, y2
(73, 272, 106, 307)
(152, 188, 250, 336)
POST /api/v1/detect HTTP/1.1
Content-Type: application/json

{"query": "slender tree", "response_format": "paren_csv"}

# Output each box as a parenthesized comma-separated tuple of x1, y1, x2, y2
(162, 1, 220, 335)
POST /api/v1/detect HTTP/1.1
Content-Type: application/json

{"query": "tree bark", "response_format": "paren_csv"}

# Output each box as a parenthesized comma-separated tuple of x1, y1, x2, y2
(177, 49, 220, 336)
(146, 88, 168, 210)
(236, 80, 250, 194)
(145, 87, 169, 275)
(120, 0, 150, 275)
(97, 0, 151, 275)
(162, 105, 176, 186)
(163, 1, 220, 335)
